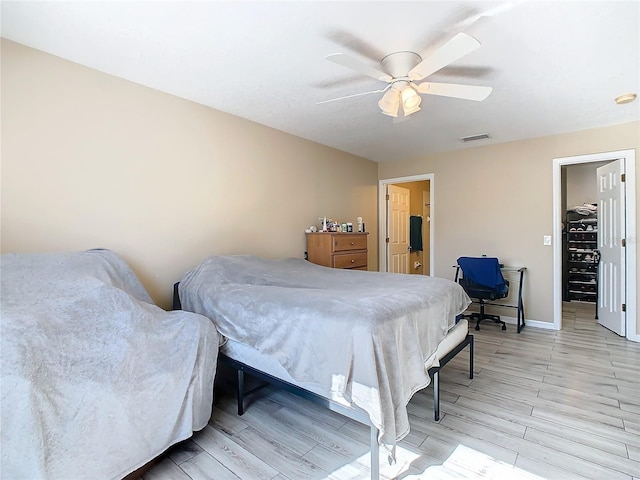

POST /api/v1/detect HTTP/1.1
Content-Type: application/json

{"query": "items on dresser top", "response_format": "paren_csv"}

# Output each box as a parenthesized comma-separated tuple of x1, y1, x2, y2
(318, 217, 364, 233)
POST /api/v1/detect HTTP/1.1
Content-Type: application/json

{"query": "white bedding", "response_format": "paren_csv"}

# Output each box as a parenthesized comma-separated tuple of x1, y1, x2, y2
(1, 249, 220, 480)
(179, 255, 471, 452)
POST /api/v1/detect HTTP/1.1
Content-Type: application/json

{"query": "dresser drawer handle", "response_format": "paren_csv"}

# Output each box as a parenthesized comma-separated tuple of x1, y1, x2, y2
(351, 259, 355, 263)
(350, 241, 355, 245)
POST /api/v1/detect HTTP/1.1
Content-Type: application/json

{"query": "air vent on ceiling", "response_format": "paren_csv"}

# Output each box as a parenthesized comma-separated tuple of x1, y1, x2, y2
(459, 133, 491, 143)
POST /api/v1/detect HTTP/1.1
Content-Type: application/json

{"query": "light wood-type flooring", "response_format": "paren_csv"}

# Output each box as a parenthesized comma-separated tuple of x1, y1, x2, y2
(140, 302, 639, 480)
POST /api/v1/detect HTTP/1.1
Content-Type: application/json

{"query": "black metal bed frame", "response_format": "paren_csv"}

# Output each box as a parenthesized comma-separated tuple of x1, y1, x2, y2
(173, 282, 474, 479)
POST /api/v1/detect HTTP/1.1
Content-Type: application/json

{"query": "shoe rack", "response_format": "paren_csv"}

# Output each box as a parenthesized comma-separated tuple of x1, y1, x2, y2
(565, 210, 598, 303)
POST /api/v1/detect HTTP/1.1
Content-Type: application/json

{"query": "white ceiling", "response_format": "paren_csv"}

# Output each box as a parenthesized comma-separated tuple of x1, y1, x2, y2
(2, 1, 639, 163)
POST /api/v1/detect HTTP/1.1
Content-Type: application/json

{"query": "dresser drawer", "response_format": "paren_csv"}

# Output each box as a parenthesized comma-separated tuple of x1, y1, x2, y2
(333, 235, 368, 252)
(333, 252, 367, 269)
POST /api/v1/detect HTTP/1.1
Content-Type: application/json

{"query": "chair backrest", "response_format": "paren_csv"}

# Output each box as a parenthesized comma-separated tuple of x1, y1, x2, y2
(457, 257, 508, 294)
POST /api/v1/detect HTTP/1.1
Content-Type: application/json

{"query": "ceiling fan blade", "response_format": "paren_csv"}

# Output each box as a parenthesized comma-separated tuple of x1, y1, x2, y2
(414, 82, 492, 101)
(408, 33, 481, 81)
(452, 1, 522, 31)
(317, 87, 388, 105)
(326, 53, 392, 82)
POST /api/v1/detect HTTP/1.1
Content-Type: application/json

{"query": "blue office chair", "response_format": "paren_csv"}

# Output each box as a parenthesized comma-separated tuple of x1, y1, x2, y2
(456, 257, 509, 331)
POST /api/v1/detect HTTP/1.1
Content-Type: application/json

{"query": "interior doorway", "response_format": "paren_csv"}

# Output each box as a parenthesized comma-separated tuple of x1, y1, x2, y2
(552, 149, 637, 342)
(561, 161, 608, 320)
(379, 174, 434, 275)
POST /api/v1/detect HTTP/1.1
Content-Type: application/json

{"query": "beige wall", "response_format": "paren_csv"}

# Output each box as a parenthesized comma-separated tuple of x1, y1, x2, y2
(1, 39, 378, 308)
(379, 122, 640, 328)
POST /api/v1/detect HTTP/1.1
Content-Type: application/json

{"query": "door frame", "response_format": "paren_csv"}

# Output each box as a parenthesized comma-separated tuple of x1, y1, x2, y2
(379, 174, 434, 274)
(552, 149, 637, 341)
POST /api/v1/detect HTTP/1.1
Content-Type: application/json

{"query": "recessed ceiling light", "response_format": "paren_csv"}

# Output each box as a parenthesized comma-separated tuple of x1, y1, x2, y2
(615, 93, 637, 105)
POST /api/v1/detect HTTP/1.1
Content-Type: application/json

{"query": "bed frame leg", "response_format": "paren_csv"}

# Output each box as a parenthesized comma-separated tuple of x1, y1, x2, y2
(237, 368, 245, 416)
(370, 425, 380, 480)
(433, 370, 440, 421)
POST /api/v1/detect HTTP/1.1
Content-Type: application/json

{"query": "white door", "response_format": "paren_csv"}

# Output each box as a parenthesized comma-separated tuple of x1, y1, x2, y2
(422, 190, 431, 276)
(387, 184, 410, 273)
(597, 159, 626, 336)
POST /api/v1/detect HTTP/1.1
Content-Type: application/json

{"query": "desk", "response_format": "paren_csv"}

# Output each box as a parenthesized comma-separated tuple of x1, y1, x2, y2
(499, 266, 526, 333)
(454, 265, 527, 333)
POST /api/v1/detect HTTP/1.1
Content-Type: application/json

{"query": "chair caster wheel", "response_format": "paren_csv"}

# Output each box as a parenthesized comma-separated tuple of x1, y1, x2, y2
(475, 325, 480, 331)
(501, 325, 506, 330)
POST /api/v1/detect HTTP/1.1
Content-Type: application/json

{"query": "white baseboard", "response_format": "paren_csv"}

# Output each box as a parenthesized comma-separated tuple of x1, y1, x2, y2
(465, 311, 637, 338)
(465, 312, 556, 331)
(624, 332, 640, 343)
(500, 315, 557, 330)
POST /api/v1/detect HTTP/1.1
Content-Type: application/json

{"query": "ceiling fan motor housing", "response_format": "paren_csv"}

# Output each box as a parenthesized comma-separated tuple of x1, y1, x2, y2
(380, 51, 422, 79)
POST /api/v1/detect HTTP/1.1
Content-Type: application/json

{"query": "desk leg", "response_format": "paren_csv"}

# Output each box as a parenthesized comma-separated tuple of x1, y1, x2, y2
(517, 270, 525, 333)
(237, 368, 245, 415)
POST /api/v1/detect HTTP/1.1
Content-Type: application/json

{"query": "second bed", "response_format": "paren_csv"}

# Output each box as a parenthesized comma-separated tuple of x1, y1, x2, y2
(176, 255, 473, 478)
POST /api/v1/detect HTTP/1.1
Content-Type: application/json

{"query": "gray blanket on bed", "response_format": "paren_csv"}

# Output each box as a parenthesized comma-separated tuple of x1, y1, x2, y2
(179, 255, 470, 451)
(1, 249, 219, 480)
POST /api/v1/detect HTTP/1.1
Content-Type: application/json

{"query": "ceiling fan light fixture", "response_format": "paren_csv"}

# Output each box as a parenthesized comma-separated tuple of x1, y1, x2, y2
(378, 89, 400, 116)
(399, 85, 422, 116)
(401, 86, 421, 110)
(402, 104, 421, 116)
(323, 31, 492, 118)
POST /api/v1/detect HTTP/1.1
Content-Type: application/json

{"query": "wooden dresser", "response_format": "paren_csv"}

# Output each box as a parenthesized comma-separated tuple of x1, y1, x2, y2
(306, 232, 368, 270)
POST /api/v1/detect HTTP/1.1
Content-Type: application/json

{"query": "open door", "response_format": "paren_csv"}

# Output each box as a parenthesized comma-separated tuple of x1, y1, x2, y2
(597, 159, 626, 336)
(387, 184, 410, 273)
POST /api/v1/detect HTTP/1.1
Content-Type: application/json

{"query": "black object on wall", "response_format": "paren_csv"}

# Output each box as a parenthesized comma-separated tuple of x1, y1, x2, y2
(410, 215, 423, 251)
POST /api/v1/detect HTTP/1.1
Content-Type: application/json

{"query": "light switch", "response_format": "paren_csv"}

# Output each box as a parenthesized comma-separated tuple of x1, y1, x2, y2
(543, 235, 552, 246)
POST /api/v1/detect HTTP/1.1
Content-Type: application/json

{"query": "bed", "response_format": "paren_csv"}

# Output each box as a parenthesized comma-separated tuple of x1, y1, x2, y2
(176, 255, 474, 478)
(0, 249, 220, 480)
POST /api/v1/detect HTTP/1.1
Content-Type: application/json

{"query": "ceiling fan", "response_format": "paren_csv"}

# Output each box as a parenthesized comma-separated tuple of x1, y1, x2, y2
(319, 32, 493, 118)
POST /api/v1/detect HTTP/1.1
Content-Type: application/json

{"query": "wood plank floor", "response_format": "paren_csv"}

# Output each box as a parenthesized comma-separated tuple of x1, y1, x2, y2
(140, 302, 639, 480)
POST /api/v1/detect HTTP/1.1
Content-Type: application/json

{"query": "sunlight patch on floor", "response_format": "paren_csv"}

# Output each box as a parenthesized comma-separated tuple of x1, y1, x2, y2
(428, 444, 547, 479)
(327, 444, 548, 479)
(326, 443, 422, 479)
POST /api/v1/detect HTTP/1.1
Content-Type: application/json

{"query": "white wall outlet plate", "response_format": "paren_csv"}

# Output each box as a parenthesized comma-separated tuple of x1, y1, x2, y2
(544, 235, 552, 246)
